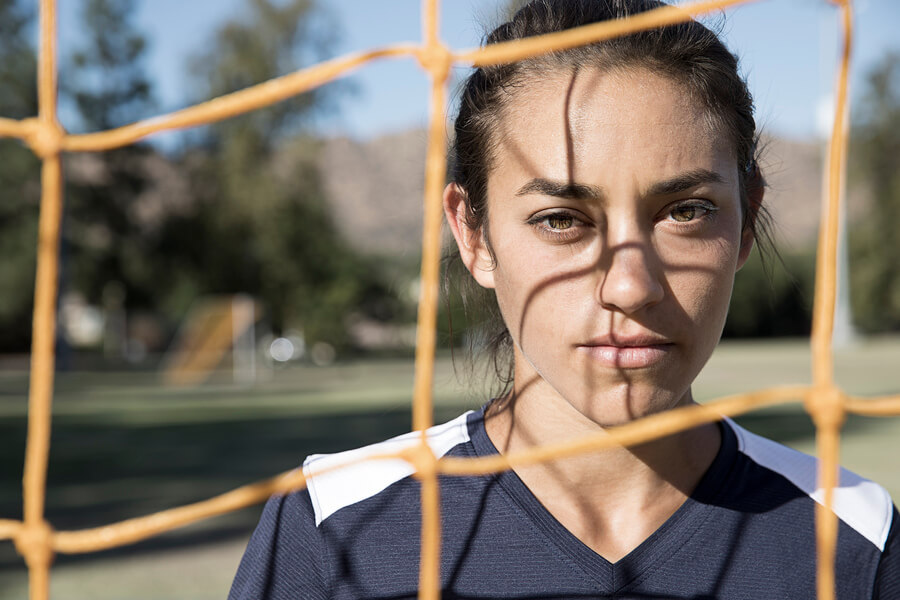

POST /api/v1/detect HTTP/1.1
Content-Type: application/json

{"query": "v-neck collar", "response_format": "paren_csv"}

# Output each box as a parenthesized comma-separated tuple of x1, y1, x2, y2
(466, 409, 738, 594)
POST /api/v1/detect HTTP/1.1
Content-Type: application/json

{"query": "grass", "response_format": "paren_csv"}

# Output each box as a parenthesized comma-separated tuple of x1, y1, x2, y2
(0, 337, 898, 599)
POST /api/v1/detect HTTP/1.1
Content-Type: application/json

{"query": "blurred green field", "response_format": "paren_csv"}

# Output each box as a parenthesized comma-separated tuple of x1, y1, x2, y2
(0, 337, 898, 599)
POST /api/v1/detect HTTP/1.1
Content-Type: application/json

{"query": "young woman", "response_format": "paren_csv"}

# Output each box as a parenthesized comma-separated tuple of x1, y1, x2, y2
(229, 1, 899, 598)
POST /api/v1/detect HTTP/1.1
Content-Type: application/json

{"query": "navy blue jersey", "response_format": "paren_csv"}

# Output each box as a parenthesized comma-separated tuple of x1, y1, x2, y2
(229, 409, 899, 599)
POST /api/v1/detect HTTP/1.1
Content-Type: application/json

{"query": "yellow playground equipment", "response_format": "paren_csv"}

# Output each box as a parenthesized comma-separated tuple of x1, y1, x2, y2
(162, 295, 259, 386)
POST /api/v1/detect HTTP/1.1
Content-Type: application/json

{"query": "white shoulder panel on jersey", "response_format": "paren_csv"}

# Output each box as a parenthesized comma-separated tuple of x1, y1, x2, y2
(727, 418, 893, 551)
(303, 411, 473, 526)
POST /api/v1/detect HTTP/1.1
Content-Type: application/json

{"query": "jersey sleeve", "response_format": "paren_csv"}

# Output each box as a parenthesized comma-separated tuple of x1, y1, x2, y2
(227, 490, 330, 600)
(874, 505, 900, 600)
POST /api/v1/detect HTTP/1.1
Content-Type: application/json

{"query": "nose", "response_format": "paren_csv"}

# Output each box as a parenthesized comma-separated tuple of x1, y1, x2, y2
(596, 241, 665, 315)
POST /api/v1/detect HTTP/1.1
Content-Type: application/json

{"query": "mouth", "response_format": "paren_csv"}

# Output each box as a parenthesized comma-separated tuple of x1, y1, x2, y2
(576, 335, 674, 369)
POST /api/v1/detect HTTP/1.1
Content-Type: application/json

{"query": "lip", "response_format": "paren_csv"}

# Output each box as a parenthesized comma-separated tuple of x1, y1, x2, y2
(576, 335, 674, 369)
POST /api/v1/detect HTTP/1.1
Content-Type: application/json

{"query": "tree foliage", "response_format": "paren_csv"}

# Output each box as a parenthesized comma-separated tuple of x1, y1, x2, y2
(0, 0, 36, 120)
(849, 52, 900, 333)
(170, 0, 383, 348)
(68, 0, 153, 133)
(61, 0, 160, 316)
(0, 0, 399, 357)
(191, 0, 336, 155)
(0, 0, 40, 352)
(724, 249, 815, 338)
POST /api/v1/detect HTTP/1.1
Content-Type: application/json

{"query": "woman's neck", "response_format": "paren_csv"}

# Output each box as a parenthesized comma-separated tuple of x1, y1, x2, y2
(483, 380, 721, 562)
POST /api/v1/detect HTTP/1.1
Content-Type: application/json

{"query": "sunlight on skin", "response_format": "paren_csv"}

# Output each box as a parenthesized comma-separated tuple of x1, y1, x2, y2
(445, 67, 757, 561)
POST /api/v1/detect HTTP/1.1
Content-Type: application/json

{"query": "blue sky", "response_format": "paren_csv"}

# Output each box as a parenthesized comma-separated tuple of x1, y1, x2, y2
(56, 0, 900, 143)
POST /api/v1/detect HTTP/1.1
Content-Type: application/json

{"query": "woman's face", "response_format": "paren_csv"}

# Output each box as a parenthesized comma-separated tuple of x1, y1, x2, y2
(449, 67, 754, 427)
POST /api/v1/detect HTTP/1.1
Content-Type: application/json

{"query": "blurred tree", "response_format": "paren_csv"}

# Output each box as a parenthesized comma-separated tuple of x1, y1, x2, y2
(62, 0, 160, 316)
(171, 0, 384, 349)
(724, 249, 815, 338)
(190, 0, 337, 159)
(849, 52, 900, 333)
(0, 0, 40, 352)
(68, 0, 153, 133)
(0, 0, 36, 119)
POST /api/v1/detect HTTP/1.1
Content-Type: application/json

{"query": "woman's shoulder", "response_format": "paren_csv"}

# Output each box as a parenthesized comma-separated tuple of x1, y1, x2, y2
(229, 411, 481, 600)
(302, 410, 477, 527)
(722, 418, 895, 552)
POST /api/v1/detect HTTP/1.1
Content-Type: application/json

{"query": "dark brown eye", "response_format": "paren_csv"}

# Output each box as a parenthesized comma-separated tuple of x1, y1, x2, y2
(546, 214, 574, 230)
(670, 206, 697, 222)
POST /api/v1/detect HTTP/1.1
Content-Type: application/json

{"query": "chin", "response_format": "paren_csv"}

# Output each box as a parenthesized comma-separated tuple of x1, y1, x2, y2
(576, 385, 688, 428)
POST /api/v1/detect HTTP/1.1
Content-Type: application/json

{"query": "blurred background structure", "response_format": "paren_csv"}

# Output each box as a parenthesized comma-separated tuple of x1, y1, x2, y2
(1, 0, 899, 597)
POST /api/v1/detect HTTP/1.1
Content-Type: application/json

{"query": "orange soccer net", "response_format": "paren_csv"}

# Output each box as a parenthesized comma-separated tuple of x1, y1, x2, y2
(0, 0, 899, 599)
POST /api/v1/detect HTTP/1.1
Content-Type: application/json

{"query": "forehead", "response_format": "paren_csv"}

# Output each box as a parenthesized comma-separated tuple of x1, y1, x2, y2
(492, 67, 736, 186)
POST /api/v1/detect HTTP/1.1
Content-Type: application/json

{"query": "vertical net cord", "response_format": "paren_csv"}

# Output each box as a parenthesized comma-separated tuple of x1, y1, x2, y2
(21, 0, 61, 598)
(413, 1, 448, 598)
(417, 451, 442, 600)
(810, 2, 853, 599)
(412, 0, 444, 434)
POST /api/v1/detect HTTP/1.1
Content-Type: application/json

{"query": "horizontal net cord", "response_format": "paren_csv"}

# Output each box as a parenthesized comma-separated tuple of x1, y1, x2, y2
(1, 1, 761, 156)
(0, 519, 22, 541)
(459, 0, 760, 67)
(439, 385, 808, 476)
(48, 445, 426, 554)
(0, 117, 35, 138)
(845, 394, 900, 415)
(12, 444, 425, 555)
(3, 389, 894, 556)
(59, 45, 417, 153)
(50, 468, 307, 554)
(3, 383, 806, 555)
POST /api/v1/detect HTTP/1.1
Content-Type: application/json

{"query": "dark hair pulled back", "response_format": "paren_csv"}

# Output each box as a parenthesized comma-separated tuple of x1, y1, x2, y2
(446, 0, 769, 395)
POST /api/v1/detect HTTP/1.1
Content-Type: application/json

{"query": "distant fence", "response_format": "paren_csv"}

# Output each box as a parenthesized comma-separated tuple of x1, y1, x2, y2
(1, 1, 898, 599)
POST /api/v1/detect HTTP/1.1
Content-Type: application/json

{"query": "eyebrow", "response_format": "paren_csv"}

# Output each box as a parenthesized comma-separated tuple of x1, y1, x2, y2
(645, 169, 726, 196)
(515, 179, 604, 200)
(514, 168, 726, 201)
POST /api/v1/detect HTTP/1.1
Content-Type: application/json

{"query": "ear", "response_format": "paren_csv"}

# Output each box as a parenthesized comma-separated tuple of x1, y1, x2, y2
(443, 183, 496, 289)
(736, 225, 755, 271)
(736, 180, 763, 271)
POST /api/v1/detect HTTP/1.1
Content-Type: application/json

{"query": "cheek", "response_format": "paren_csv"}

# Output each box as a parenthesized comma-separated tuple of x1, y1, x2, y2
(663, 235, 740, 325)
(491, 247, 590, 344)
(491, 257, 546, 342)
(675, 274, 733, 321)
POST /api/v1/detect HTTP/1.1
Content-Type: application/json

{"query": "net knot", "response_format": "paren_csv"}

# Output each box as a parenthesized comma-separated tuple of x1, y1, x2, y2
(416, 44, 452, 82)
(401, 437, 439, 481)
(14, 521, 55, 568)
(805, 385, 846, 430)
(23, 118, 66, 159)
